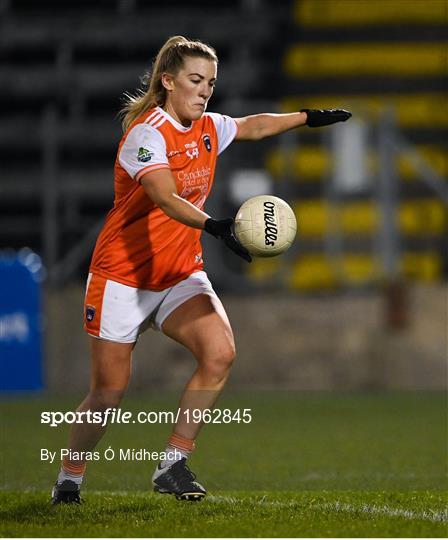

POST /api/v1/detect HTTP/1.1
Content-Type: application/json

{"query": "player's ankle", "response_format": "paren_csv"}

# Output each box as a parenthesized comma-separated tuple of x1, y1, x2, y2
(58, 457, 86, 486)
(160, 433, 195, 468)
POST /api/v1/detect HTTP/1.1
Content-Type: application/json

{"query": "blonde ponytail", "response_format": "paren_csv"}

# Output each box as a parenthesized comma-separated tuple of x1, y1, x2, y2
(119, 36, 218, 132)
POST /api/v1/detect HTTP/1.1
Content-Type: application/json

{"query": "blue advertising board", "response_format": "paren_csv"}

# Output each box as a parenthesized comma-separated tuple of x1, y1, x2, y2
(0, 250, 44, 391)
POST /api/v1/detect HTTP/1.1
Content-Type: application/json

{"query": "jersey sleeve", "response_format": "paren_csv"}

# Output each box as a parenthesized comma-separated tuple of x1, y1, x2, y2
(206, 113, 238, 155)
(118, 123, 170, 182)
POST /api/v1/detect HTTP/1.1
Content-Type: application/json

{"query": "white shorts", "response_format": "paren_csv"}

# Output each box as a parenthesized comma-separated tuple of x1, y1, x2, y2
(83, 271, 218, 344)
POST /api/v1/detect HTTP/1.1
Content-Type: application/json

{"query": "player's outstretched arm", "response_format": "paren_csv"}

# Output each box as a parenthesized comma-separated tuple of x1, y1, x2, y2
(235, 109, 352, 140)
(140, 169, 251, 262)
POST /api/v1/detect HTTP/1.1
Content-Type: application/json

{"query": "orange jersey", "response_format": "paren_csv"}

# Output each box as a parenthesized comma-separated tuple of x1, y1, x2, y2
(89, 107, 237, 290)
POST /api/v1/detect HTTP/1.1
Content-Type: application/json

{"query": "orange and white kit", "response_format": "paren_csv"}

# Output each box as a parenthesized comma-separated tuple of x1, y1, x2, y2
(89, 107, 237, 291)
(84, 107, 237, 341)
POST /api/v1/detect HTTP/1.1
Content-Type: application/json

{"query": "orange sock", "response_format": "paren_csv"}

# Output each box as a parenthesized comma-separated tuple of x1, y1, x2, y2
(168, 433, 195, 453)
(161, 433, 195, 467)
(62, 456, 87, 476)
(57, 456, 86, 485)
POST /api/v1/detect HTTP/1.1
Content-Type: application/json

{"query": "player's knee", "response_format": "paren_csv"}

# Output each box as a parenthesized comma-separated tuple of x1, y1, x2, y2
(201, 345, 236, 381)
(87, 389, 126, 412)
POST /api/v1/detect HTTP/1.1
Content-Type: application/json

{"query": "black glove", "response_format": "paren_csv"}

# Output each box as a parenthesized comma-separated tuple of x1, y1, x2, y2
(204, 217, 252, 263)
(301, 108, 352, 127)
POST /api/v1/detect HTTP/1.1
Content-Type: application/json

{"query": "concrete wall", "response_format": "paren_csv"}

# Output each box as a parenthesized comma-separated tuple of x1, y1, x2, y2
(44, 284, 447, 393)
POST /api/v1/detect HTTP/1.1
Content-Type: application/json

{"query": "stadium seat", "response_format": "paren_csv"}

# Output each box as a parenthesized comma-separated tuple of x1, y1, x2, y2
(284, 43, 447, 78)
(290, 199, 446, 238)
(266, 146, 448, 182)
(284, 252, 443, 290)
(294, 0, 447, 27)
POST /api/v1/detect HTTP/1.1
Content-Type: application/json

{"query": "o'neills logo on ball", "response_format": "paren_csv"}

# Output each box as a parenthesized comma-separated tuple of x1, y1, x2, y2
(263, 201, 278, 246)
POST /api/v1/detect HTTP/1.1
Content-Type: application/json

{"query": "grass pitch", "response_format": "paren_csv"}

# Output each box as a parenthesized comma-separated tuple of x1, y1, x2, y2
(1, 392, 447, 537)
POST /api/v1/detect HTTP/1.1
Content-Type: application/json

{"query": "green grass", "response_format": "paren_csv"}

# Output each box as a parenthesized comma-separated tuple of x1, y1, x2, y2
(1, 491, 447, 537)
(1, 392, 447, 537)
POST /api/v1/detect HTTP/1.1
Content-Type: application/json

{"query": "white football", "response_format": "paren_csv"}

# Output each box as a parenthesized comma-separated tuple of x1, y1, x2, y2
(234, 195, 297, 257)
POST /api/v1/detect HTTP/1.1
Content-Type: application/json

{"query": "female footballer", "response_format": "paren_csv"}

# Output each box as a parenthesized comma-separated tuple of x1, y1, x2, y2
(51, 35, 351, 503)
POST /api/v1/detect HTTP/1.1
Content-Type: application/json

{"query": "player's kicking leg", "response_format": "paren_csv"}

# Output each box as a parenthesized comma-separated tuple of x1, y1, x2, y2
(51, 337, 133, 504)
(152, 293, 236, 501)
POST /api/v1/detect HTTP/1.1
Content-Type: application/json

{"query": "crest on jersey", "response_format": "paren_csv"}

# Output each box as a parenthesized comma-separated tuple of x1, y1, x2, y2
(86, 305, 96, 322)
(137, 147, 153, 162)
(203, 134, 212, 152)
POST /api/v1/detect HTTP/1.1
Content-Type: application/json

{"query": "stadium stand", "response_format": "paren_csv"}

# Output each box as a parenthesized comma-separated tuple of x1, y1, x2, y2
(252, 0, 448, 290)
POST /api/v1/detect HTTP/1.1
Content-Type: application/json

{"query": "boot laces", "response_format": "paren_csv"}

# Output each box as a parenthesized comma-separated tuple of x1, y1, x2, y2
(173, 459, 196, 484)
